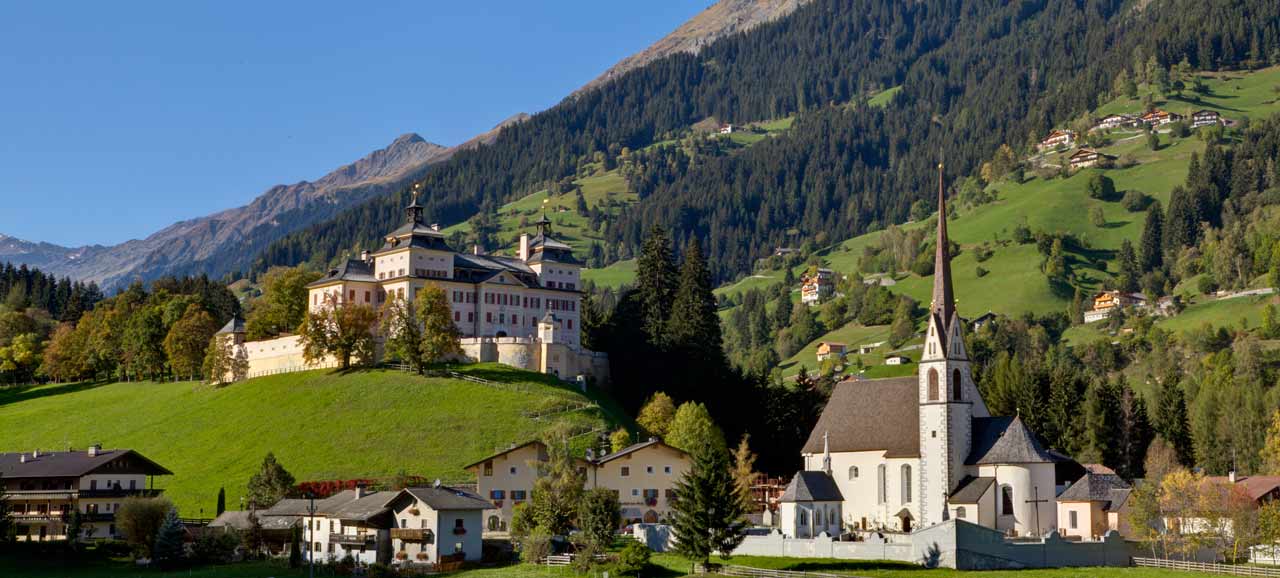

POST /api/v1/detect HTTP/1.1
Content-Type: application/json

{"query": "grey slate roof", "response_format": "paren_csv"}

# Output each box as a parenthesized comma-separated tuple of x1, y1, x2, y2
(401, 486, 493, 511)
(948, 476, 996, 504)
(216, 316, 245, 334)
(307, 259, 377, 287)
(967, 416, 1062, 465)
(262, 498, 312, 516)
(208, 510, 299, 531)
(801, 376, 920, 458)
(1058, 473, 1132, 508)
(780, 471, 843, 503)
(333, 491, 394, 521)
(0, 449, 172, 479)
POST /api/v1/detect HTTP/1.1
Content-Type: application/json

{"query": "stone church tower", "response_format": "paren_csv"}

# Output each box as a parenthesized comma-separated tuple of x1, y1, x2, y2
(917, 165, 991, 528)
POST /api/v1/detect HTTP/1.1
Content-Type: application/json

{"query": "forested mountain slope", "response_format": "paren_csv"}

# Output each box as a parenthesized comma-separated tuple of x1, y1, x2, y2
(253, 0, 1280, 283)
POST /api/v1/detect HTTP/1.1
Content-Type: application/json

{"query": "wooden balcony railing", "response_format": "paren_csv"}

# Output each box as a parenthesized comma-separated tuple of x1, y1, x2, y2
(329, 533, 375, 547)
(390, 528, 434, 542)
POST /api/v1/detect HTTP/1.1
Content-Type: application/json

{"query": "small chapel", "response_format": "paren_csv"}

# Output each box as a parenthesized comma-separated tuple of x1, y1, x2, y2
(782, 166, 1085, 539)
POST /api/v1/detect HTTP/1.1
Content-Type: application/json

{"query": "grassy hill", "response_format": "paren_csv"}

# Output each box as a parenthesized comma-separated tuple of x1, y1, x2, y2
(0, 364, 627, 517)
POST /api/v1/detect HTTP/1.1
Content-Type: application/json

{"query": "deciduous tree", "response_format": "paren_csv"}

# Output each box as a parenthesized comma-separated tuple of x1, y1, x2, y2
(637, 392, 677, 438)
(416, 285, 462, 365)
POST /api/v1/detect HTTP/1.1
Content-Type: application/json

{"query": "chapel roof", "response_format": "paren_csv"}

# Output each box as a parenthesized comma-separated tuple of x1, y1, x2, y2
(780, 471, 844, 503)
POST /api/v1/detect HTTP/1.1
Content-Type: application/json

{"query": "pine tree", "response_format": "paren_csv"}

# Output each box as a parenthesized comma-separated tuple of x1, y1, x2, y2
(1139, 201, 1165, 273)
(636, 226, 678, 347)
(288, 525, 302, 568)
(669, 444, 746, 566)
(1082, 379, 1120, 468)
(669, 240, 724, 354)
(153, 507, 186, 568)
(1153, 377, 1193, 466)
(1116, 382, 1154, 480)
(1164, 186, 1200, 252)
(888, 297, 915, 348)
(732, 435, 757, 513)
(216, 487, 226, 517)
(246, 452, 295, 508)
(1118, 240, 1141, 292)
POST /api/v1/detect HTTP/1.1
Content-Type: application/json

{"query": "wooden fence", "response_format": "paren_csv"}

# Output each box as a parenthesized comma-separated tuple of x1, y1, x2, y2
(698, 565, 871, 578)
(1133, 557, 1280, 576)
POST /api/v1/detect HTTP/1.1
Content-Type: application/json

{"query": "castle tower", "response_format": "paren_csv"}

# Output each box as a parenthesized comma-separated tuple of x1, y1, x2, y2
(405, 183, 424, 224)
(917, 164, 989, 528)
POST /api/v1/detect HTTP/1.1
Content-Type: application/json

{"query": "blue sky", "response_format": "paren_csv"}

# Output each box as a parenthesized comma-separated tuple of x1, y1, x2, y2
(0, 1, 710, 247)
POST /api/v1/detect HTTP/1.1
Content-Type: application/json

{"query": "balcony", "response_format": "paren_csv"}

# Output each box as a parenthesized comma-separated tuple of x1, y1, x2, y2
(390, 528, 434, 543)
(10, 512, 65, 522)
(80, 488, 163, 499)
(329, 533, 376, 547)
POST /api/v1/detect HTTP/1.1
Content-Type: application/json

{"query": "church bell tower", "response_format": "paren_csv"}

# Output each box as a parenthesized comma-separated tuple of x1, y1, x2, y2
(917, 164, 989, 528)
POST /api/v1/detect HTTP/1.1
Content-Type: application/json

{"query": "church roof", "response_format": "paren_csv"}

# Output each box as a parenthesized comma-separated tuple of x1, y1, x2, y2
(949, 476, 995, 504)
(1058, 472, 1131, 508)
(968, 416, 1062, 465)
(930, 164, 956, 335)
(801, 376, 919, 458)
(780, 471, 843, 503)
(216, 316, 245, 334)
(307, 259, 377, 287)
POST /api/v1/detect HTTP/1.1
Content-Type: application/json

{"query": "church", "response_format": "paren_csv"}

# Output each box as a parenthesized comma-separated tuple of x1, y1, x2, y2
(782, 168, 1083, 539)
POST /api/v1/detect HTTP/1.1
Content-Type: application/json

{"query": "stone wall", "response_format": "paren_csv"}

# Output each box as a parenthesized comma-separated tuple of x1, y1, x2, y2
(731, 520, 1137, 570)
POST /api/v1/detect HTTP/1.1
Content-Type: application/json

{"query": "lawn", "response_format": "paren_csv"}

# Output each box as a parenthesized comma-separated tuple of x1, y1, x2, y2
(583, 258, 637, 289)
(1095, 66, 1280, 121)
(0, 364, 627, 517)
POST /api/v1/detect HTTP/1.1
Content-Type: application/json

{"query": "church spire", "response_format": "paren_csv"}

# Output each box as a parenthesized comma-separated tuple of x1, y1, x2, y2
(931, 163, 955, 324)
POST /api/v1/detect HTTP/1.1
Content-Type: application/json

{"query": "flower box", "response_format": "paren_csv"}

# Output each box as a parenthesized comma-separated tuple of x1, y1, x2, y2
(416, 552, 429, 561)
(395, 551, 408, 560)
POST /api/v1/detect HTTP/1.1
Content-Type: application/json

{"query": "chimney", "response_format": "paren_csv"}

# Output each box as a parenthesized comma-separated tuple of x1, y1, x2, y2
(472, 244, 483, 255)
(519, 233, 530, 261)
(355, 484, 367, 499)
(431, 223, 440, 232)
(1230, 470, 1238, 484)
(360, 250, 370, 262)
(32, 449, 39, 459)
(88, 444, 100, 457)
(19, 454, 25, 463)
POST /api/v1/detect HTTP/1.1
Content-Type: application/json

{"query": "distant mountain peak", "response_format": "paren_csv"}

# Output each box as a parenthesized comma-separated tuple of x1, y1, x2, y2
(391, 132, 427, 146)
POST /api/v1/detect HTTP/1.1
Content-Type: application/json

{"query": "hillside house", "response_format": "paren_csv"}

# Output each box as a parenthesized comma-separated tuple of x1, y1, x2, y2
(385, 485, 493, 566)
(884, 355, 910, 366)
(1068, 148, 1118, 170)
(816, 342, 848, 362)
(801, 268, 836, 305)
(1192, 109, 1223, 128)
(218, 198, 608, 383)
(1037, 130, 1076, 152)
(1083, 291, 1147, 323)
(1140, 110, 1182, 126)
(0, 447, 171, 542)
(857, 341, 885, 355)
(719, 123, 735, 134)
(1170, 473, 1280, 538)
(1056, 472, 1133, 540)
(969, 312, 997, 332)
(1092, 114, 1138, 131)
(266, 488, 394, 566)
(467, 438, 691, 530)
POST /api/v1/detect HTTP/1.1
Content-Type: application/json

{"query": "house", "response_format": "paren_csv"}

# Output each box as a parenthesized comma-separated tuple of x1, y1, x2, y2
(816, 342, 848, 362)
(719, 123, 735, 135)
(1172, 473, 1280, 538)
(800, 268, 836, 306)
(773, 247, 798, 257)
(587, 439, 691, 524)
(467, 438, 692, 530)
(1056, 472, 1133, 540)
(1083, 291, 1147, 323)
(385, 485, 493, 566)
(1192, 109, 1223, 128)
(0, 446, 172, 542)
(884, 355, 910, 366)
(857, 341, 885, 355)
(969, 312, 997, 332)
(266, 488, 395, 566)
(1140, 109, 1182, 126)
(208, 509, 300, 557)
(1068, 148, 1118, 170)
(217, 197, 608, 383)
(1092, 114, 1137, 131)
(787, 172, 1083, 538)
(1037, 130, 1076, 152)
(779, 468, 844, 539)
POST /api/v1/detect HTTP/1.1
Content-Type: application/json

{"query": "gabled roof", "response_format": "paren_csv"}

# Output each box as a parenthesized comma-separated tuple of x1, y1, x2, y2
(967, 416, 1063, 465)
(398, 486, 493, 511)
(780, 471, 843, 503)
(262, 498, 312, 516)
(949, 476, 996, 504)
(307, 259, 377, 287)
(462, 440, 547, 470)
(0, 449, 172, 479)
(216, 316, 245, 334)
(332, 491, 394, 521)
(802, 376, 919, 458)
(209, 510, 299, 531)
(1205, 475, 1280, 503)
(1058, 473, 1131, 506)
(595, 439, 687, 464)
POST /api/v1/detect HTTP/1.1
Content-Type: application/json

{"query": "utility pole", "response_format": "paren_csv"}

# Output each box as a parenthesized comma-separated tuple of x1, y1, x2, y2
(307, 494, 316, 578)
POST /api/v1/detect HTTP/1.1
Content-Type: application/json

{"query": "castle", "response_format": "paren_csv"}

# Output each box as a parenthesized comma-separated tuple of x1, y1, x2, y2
(217, 195, 608, 382)
(781, 167, 1083, 539)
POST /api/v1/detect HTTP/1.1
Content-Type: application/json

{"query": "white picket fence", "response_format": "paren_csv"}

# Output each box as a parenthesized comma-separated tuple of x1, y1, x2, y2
(699, 565, 870, 578)
(1133, 557, 1280, 576)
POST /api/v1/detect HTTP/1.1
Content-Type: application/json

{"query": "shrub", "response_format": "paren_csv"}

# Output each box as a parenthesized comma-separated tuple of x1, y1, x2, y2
(1117, 154, 1138, 168)
(615, 541, 652, 576)
(974, 245, 994, 262)
(192, 529, 241, 565)
(518, 529, 553, 564)
(1198, 275, 1219, 295)
(117, 497, 174, 558)
(975, 266, 989, 278)
(1012, 224, 1034, 244)
(1121, 190, 1152, 212)
(1086, 174, 1117, 201)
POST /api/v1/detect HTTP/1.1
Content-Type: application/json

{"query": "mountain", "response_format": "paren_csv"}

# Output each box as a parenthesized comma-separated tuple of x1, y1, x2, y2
(1, 133, 451, 289)
(574, 0, 809, 95)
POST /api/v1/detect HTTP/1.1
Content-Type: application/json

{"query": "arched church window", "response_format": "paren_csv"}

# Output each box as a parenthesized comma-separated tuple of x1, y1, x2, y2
(848, 466, 859, 480)
(1001, 486, 1014, 516)
(828, 508, 838, 526)
(900, 465, 912, 503)
(952, 368, 962, 401)
(927, 369, 939, 401)
(799, 508, 808, 526)
(876, 465, 887, 504)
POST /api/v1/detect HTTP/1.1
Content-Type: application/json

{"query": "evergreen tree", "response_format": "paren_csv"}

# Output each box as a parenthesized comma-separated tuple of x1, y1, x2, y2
(216, 487, 226, 517)
(288, 525, 302, 568)
(1153, 377, 1193, 466)
(1139, 201, 1165, 273)
(1082, 379, 1120, 468)
(577, 488, 621, 549)
(1164, 186, 1200, 252)
(770, 283, 793, 331)
(636, 226, 678, 346)
(669, 444, 746, 566)
(1118, 240, 1141, 292)
(668, 240, 727, 388)
(888, 297, 915, 348)
(246, 452, 295, 508)
(153, 508, 186, 568)
(1116, 382, 1154, 480)
(528, 426, 586, 536)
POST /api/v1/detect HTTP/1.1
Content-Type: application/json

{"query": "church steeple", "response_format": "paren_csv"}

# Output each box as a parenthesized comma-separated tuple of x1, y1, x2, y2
(931, 163, 955, 325)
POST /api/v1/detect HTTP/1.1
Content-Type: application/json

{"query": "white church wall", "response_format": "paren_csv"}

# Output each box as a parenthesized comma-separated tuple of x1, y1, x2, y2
(978, 463, 1058, 536)
(803, 452, 919, 532)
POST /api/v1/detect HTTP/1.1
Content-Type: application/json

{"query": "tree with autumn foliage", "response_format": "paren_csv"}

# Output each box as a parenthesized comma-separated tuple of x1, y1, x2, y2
(299, 294, 377, 369)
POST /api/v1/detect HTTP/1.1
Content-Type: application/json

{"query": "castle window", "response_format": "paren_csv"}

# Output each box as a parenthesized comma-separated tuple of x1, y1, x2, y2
(952, 369, 962, 400)
(900, 465, 912, 504)
(927, 369, 939, 401)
